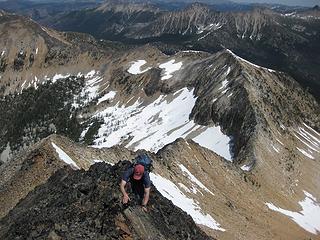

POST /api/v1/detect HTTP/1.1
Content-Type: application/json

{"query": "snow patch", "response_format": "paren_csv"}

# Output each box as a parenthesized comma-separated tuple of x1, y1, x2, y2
(92, 159, 114, 166)
(221, 88, 229, 95)
(198, 31, 212, 41)
(179, 164, 214, 195)
(52, 73, 70, 83)
(0, 142, 11, 163)
(1, 50, 5, 57)
(219, 79, 229, 90)
(280, 124, 286, 130)
(35, 48, 38, 55)
(150, 173, 225, 231)
(192, 126, 231, 161)
(294, 123, 320, 160)
(241, 164, 251, 171)
(51, 142, 80, 169)
(272, 145, 280, 153)
(182, 50, 204, 54)
(21, 80, 27, 90)
(266, 191, 320, 234)
(128, 60, 151, 75)
(97, 91, 116, 105)
(159, 60, 183, 80)
(276, 138, 284, 146)
(296, 147, 314, 160)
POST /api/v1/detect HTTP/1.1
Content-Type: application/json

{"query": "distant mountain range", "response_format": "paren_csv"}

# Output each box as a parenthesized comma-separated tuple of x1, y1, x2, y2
(38, 1, 320, 101)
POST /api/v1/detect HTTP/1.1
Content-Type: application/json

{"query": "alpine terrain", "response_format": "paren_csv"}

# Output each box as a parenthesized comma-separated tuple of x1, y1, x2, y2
(0, 1, 319, 240)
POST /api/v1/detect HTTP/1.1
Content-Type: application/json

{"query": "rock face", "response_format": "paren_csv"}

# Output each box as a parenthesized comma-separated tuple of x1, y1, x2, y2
(0, 161, 211, 240)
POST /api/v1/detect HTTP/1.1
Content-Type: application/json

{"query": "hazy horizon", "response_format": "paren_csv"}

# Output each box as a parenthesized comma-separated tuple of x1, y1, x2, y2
(0, 0, 318, 7)
(232, 0, 319, 7)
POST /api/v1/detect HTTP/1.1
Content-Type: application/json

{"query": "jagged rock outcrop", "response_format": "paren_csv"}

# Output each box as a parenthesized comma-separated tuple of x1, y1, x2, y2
(0, 160, 212, 240)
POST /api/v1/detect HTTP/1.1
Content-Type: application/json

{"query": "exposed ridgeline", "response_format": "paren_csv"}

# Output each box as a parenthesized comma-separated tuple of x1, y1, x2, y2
(0, 160, 211, 239)
(51, 1, 320, 101)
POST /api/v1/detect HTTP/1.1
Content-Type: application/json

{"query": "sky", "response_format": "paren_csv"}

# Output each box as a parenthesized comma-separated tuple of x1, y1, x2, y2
(232, 0, 319, 7)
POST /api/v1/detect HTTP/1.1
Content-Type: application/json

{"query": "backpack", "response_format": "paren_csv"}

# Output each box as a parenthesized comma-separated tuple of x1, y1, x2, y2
(133, 154, 153, 172)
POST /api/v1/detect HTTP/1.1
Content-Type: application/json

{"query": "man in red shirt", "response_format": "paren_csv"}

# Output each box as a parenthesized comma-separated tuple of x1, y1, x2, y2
(120, 163, 151, 211)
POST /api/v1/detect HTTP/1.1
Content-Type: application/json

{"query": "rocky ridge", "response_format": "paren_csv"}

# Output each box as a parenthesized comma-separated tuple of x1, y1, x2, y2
(0, 158, 211, 240)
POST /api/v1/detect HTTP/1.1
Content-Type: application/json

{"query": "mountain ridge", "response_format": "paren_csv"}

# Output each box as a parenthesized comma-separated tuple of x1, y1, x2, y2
(0, 9, 320, 240)
(48, 0, 320, 101)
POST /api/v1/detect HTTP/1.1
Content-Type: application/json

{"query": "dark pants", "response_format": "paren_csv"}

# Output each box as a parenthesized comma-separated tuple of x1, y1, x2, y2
(128, 179, 144, 201)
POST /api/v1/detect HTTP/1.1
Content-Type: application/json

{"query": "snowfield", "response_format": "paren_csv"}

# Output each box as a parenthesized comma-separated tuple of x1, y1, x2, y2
(128, 60, 151, 74)
(92, 87, 231, 160)
(159, 60, 183, 80)
(150, 173, 225, 231)
(266, 191, 320, 234)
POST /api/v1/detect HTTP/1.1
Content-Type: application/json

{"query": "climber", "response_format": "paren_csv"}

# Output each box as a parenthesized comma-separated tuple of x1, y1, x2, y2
(120, 154, 152, 211)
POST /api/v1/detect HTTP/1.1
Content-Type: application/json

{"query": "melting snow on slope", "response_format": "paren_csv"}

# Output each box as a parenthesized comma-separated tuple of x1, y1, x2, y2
(128, 60, 151, 75)
(73, 70, 103, 108)
(266, 191, 320, 234)
(272, 145, 280, 153)
(179, 164, 214, 195)
(150, 173, 225, 231)
(219, 79, 229, 90)
(241, 164, 252, 171)
(294, 123, 320, 160)
(97, 91, 116, 105)
(52, 73, 70, 83)
(159, 60, 183, 80)
(92, 87, 231, 160)
(51, 142, 80, 169)
(91, 159, 114, 166)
